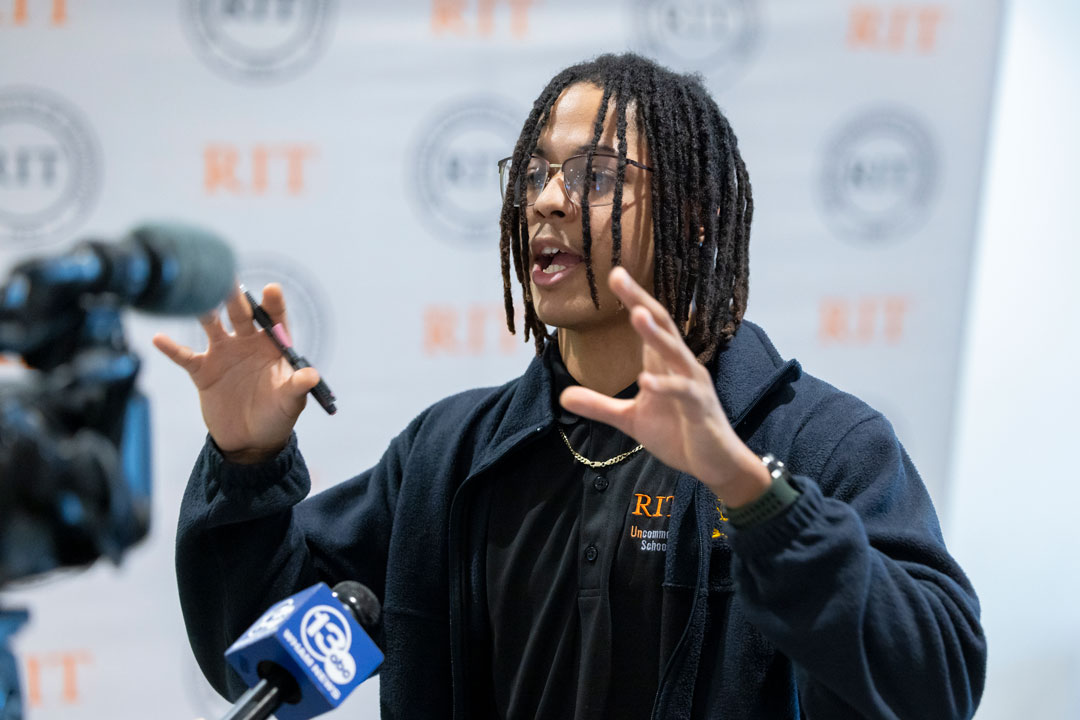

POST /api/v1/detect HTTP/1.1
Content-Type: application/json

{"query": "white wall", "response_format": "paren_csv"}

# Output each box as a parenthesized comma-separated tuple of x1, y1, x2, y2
(948, 1, 1080, 717)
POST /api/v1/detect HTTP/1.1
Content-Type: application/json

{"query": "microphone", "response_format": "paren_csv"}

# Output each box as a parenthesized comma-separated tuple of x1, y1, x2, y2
(6, 222, 235, 315)
(221, 581, 384, 720)
(329, 580, 381, 629)
(0, 222, 236, 361)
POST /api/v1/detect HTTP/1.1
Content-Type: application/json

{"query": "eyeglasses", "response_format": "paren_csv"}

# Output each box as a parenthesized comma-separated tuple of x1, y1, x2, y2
(497, 153, 653, 208)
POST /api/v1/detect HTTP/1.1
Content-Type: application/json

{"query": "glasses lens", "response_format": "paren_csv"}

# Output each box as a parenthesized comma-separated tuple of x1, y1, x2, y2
(564, 155, 619, 206)
(523, 157, 549, 206)
(498, 157, 549, 207)
(498, 157, 511, 200)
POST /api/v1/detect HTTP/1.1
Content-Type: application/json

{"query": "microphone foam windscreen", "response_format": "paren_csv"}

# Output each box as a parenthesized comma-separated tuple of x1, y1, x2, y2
(130, 222, 236, 315)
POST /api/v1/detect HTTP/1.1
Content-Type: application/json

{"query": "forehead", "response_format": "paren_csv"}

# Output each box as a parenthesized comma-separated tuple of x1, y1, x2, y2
(534, 82, 645, 159)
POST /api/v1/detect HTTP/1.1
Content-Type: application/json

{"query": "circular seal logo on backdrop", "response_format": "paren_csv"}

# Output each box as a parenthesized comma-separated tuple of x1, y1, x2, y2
(184, 253, 333, 369)
(0, 87, 101, 245)
(632, 0, 762, 84)
(182, 0, 338, 83)
(818, 108, 939, 244)
(409, 96, 522, 247)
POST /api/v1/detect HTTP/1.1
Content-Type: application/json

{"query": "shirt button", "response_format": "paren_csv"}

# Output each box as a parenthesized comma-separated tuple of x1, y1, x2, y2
(584, 545, 598, 563)
(593, 475, 609, 492)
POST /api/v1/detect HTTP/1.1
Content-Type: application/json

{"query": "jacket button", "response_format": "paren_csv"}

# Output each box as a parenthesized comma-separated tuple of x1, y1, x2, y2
(584, 545, 598, 562)
(593, 475, 609, 492)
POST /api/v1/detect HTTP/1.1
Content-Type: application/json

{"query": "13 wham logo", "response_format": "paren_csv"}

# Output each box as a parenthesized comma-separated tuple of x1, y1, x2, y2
(300, 604, 356, 686)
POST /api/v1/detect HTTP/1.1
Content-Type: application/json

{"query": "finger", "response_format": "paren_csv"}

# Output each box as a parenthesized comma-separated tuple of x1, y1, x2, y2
(225, 285, 255, 336)
(260, 283, 289, 335)
(286, 366, 320, 396)
(559, 386, 634, 434)
(198, 308, 228, 344)
(609, 266, 680, 334)
(630, 306, 698, 376)
(280, 367, 319, 416)
(639, 371, 696, 399)
(152, 332, 199, 371)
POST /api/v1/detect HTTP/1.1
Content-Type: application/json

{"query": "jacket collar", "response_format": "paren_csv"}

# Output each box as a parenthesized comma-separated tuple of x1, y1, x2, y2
(468, 349, 555, 475)
(473, 320, 800, 472)
(709, 320, 801, 429)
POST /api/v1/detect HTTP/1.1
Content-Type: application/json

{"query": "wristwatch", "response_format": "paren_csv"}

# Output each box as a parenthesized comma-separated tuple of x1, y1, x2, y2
(727, 453, 801, 528)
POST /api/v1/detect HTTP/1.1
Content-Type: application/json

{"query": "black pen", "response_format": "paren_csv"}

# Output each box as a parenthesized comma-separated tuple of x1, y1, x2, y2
(240, 284, 337, 415)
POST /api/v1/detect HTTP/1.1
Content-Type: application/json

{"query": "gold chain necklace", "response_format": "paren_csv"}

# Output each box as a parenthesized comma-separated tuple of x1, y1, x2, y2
(558, 427, 644, 469)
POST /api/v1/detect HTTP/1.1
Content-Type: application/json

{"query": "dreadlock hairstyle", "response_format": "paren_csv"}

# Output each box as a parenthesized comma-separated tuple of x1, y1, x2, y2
(498, 52, 754, 363)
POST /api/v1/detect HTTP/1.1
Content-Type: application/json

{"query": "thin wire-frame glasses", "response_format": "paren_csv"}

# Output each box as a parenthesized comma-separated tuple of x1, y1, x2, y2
(497, 153, 653, 208)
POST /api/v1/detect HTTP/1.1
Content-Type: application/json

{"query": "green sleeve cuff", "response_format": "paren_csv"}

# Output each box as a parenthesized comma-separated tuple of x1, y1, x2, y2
(727, 472, 801, 528)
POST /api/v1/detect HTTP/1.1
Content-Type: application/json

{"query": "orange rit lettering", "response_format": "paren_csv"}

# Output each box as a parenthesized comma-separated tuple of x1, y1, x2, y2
(632, 493, 656, 517)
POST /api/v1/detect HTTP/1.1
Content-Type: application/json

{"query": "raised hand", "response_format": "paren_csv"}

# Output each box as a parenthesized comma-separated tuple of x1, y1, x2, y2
(559, 267, 770, 506)
(152, 284, 320, 464)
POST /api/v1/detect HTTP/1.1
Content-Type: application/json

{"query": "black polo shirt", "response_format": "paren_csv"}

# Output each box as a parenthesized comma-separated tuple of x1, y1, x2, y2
(486, 344, 682, 719)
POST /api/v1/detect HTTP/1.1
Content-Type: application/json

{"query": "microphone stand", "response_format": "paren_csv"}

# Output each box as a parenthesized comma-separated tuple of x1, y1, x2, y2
(219, 662, 301, 720)
(220, 679, 282, 720)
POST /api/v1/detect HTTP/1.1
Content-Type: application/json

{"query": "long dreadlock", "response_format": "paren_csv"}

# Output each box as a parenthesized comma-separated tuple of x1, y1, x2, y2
(499, 52, 753, 363)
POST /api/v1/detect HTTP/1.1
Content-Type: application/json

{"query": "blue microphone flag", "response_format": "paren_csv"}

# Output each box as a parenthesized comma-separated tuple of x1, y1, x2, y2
(225, 583, 383, 720)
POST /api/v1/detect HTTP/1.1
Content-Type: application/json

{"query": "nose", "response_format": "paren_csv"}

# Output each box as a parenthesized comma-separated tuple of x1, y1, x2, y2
(532, 168, 574, 220)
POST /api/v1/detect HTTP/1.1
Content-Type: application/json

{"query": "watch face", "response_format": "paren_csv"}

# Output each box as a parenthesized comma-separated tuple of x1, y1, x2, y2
(761, 454, 786, 474)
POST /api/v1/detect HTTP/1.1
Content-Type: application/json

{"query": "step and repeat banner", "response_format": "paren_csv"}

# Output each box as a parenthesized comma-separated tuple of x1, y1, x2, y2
(0, 1, 1001, 717)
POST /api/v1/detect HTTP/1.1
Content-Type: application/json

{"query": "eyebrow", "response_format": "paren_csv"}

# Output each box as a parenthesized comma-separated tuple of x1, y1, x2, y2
(533, 143, 619, 159)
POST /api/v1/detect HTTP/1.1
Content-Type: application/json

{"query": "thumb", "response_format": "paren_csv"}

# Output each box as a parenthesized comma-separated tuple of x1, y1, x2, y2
(285, 366, 321, 397)
(560, 386, 633, 434)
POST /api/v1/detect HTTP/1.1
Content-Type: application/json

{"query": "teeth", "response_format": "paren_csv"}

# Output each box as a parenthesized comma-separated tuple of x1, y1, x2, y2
(543, 264, 567, 274)
(541, 247, 560, 256)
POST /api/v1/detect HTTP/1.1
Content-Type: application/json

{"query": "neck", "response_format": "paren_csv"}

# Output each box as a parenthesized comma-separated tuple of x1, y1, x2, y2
(557, 320, 643, 396)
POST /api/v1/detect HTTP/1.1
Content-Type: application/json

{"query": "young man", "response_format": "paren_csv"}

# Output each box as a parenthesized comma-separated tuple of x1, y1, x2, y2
(155, 54, 986, 719)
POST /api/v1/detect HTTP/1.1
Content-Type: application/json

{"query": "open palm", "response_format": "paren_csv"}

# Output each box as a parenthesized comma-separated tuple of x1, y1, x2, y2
(560, 267, 759, 498)
(152, 284, 319, 462)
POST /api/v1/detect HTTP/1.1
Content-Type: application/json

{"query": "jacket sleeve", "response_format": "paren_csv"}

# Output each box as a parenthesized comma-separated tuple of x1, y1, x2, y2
(175, 418, 421, 701)
(727, 412, 987, 719)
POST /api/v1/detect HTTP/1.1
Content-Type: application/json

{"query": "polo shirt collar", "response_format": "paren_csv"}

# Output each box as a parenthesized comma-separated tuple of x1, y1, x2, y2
(545, 340, 639, 425)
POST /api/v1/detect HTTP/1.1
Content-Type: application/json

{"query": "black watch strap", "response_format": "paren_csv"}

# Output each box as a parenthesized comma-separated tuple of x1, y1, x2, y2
(727, 454, 801, 528)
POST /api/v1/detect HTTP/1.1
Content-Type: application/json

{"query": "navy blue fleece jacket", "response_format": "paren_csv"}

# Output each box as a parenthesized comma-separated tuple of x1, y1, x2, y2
(175, 320, 986, 719)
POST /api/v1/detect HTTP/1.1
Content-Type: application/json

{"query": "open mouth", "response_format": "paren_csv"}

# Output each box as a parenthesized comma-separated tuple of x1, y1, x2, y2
(535, 247, 583, 275)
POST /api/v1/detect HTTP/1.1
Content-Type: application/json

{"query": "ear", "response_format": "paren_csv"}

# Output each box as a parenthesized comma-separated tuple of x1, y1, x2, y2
(697, 206, 722, 246)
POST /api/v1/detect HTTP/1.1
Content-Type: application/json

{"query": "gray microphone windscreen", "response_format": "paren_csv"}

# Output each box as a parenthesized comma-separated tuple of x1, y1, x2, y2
(129, 222, 236, 316)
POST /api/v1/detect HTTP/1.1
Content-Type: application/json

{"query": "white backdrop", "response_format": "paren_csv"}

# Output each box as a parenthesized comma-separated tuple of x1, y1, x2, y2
(0, 1, 1003, 717)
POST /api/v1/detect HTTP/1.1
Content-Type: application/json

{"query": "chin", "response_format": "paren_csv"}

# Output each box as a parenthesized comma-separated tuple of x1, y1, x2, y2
(532, 296, 619, 334)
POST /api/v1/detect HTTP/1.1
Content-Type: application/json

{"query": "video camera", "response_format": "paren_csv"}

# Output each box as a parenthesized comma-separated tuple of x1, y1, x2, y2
(0, 222, 234, 720)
